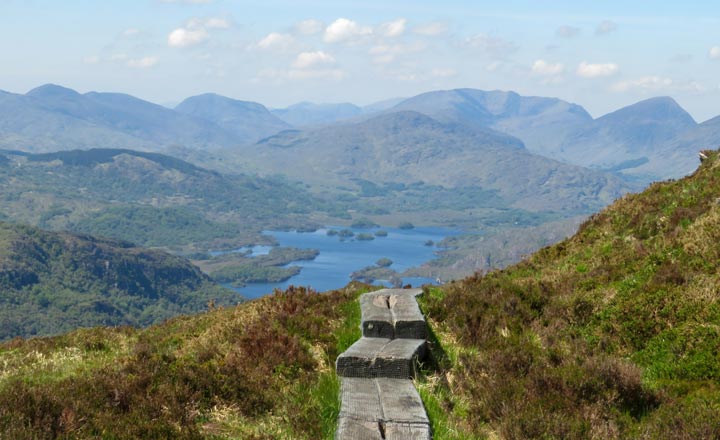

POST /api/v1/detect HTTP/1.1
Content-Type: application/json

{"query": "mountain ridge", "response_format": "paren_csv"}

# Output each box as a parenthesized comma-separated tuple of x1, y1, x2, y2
(0, 221, 239, 340)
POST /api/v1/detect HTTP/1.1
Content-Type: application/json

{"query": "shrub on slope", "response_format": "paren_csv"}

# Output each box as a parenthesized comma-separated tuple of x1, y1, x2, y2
(0, 284, 367, 439)
(420, 150, 720, 439)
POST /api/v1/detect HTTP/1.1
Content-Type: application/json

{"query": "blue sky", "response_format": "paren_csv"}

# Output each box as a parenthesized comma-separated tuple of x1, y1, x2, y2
(2, 0, 719, 120)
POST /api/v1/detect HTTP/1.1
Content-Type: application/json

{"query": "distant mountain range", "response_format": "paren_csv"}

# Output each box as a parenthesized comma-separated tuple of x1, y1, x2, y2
(0, 84, 717, 182)
(384, 89, 711, 180)
(242, 111, 630, 213)
(0, 84, 401, 152)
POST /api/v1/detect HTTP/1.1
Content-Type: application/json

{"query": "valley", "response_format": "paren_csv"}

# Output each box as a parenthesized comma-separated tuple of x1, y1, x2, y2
(1, 84, 718, 340)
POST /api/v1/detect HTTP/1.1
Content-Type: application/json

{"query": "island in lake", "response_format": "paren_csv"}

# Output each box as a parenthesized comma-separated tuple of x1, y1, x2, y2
(192, 247, 319, 287)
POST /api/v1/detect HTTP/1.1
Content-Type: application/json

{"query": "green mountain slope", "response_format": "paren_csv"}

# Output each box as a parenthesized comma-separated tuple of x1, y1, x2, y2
(0, 148, 332, 249)
(419, 149, 720, 438)
(244, 111, 631, 213)
(0, 222, 240, 341)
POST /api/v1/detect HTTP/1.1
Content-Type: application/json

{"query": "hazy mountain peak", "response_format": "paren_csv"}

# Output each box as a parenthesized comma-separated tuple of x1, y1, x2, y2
(176, 93, 290, 142)
(271, 101, 363, 126)
(177, 93, 269, 113)
(26, 83, 81, 99)
(599, 96, 696, 125)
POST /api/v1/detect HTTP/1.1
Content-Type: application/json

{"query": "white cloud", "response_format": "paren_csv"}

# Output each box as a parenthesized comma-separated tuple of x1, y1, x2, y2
(293, 51, 335, 69)
(257, 67, 345, 81)
(123, 28, 141, 37)
(127, 56, 158, 68)
(413, 21, 448, 36)
(187, 17, 229, 29)
(287, 69, 345, 80)
(204, 18, 230, 29)
(295, 19, 323, 35)
(368, 42, 425, 64)
(576, 61, 619, 78)
(611, 76, 705, 93)
(532, 59, 565, 76)
(168, 27, 208, 47)
(256, 32, 294, 51)
(167, 17, 228, 48)
(83, 55, 100, 65)
(610, 76, 673, 92)
(486, 61, 502, 72)
(430, 68, 457, 78)
(324, 18, 372, 43)
(378, 18, 406, 38)
(556, 25, 581, 38)
(465, 33, 518, 58)
(709, 46, 720, 60)
(595, 20, 617, 35)
(373, 55, 395, 65)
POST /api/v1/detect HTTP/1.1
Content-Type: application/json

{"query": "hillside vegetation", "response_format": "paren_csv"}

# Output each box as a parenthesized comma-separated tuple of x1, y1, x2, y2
(419, 150, 720, 438)
(0, 221, 239, 341)
(0, 148, 335, 250)
(0, 285, 368, 439)
(1, 152, 719, 438)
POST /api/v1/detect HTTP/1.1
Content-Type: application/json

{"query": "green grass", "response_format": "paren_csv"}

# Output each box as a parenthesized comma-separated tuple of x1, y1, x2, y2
(0, 284, 371, 439)
(416, 151, 720, 438)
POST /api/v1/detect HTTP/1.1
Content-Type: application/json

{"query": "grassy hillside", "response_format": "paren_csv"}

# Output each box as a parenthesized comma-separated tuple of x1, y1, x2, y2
(0, 221, 240, 341)
(418, 150, 720, 438)
(0, 284, 368, 439)
(1, 152, 719, 438)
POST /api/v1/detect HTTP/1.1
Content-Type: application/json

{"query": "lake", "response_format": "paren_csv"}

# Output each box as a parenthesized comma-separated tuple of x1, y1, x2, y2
(223, 226, 460, 299)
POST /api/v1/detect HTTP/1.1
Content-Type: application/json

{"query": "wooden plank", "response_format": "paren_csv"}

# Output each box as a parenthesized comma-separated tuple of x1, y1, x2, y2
(361, 289, 426, 339)
(384, 422, 432, 440)
(336, 338, 425, 378)
(339, 378, 382, 421)
(335, 416, 383, 440)
(389, 294, 427, 339)
(376, 378, 429, 424)
(360, 294, 394, 338)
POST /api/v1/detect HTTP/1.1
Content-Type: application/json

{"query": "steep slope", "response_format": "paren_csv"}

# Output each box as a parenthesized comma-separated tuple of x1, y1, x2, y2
(245, 111, 630, 213)
(390, 88, 593, 156)
(389, 89, 706, 181)
(0, 148, 331, 248)
(629, 114, 720, 179)
(0, 284, 367, 438)
(559, 97, 698, 175)
(271, 101, 363, 126)
(175, 93, 290, 143)
(419, 150, 720, 438)
(0, 221, 239, 340)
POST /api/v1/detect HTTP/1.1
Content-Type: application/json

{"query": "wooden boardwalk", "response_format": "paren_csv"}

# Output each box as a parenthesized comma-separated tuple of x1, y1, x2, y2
(335, 288, 431, 439)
